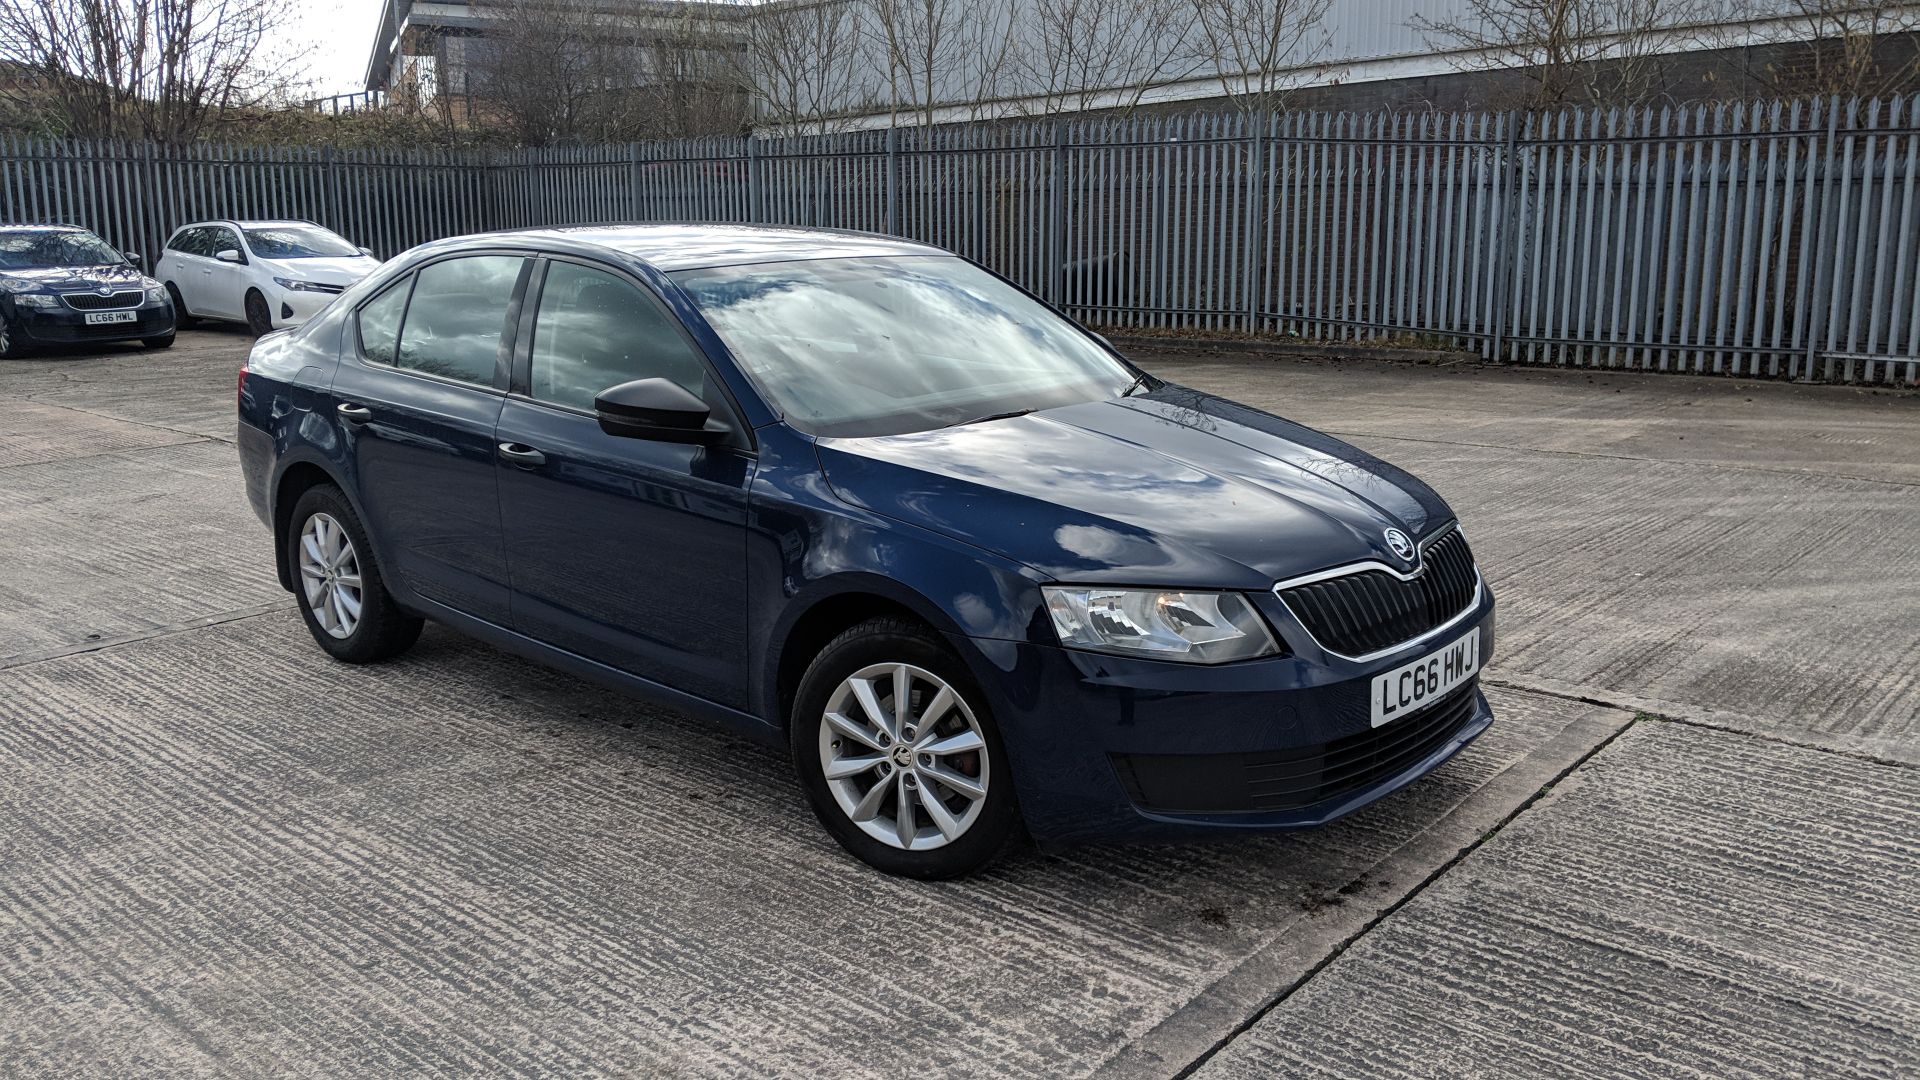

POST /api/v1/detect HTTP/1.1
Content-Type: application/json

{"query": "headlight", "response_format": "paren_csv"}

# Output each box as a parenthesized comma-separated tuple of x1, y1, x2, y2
(1042, 587, 1280, 664)
(11, 292, 60, 309)
(273, 276, 326, 292)
(145, 285, 167, 302)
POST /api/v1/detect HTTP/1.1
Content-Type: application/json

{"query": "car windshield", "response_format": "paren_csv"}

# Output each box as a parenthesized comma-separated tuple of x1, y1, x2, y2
(243, 225, 361, 259)
(672, 256, 1136, 438)
(0, 230, 124, 270)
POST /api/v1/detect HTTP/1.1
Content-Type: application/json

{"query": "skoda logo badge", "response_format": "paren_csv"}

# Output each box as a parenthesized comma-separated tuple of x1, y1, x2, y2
(1384, 528, 1416, 562)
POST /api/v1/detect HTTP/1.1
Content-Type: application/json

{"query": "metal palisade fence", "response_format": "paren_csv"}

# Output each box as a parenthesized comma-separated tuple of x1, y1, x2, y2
(4, 94, 1918, 384)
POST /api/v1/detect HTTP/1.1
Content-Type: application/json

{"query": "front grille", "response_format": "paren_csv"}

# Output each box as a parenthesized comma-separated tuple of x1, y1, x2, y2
(62, 290, 142, 310)
(1278, 526, 1479, 657)
(307, 282, 346, 294)
(1113, 682, 1481, 815)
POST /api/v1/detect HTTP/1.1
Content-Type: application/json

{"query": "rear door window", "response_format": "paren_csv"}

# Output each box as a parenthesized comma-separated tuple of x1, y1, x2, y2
(393, 255, 525, 387)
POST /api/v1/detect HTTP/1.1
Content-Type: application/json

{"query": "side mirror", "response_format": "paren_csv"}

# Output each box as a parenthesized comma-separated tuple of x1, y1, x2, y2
(357, 246, 376, 258)
(122, 250, 143, 268)
(215, 248, 244, 264)
(594, 378, 725, 444)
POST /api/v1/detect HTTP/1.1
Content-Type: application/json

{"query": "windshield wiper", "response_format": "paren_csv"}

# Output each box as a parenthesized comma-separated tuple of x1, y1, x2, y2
(1120, 372, 1153, 397)
(955, 408, 1036, 427)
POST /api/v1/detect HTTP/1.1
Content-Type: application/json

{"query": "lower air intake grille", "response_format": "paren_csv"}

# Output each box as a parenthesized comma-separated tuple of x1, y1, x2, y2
(1112, 682, 1481, 814)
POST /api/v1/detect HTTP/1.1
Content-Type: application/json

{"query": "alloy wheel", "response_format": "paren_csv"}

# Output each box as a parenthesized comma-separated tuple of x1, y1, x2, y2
(818, 662, 989, 851)
(299, 512, 364, 639)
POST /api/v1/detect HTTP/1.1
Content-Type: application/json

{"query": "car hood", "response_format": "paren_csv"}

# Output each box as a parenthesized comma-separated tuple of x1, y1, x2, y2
(816, 384, 1454, 589)
(262, 255, 380, 284)
(0, 263, 144, 291)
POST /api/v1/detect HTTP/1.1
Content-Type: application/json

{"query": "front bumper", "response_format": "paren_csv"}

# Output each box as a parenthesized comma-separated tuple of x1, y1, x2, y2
(8, 298, 174, 345)
(964, 597, 1497, 847)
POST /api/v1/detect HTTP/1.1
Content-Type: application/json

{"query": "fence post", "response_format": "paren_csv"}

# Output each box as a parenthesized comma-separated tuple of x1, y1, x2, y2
(1803, 95, 1842, 381)
(628, 142, 639, 222)
(1243, 111, 1269, 335)
(746, 135, 762, 223)
(885, 127, 901, 236)
(1050, 120, 1066, 305)
(323, 145, 343, 231)
(1488, 111, 1525, 362)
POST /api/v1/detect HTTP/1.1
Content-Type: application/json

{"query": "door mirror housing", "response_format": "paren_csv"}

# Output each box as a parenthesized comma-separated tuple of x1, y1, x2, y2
(594, 378, 726, 444)
(357, 246, 376, 258)
(122, 251, 142, 268)
(215, 248, 244, 264)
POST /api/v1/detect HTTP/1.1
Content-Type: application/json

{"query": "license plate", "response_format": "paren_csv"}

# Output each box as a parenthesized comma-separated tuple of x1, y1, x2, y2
(84, 310, 136, 324)
(1370, 629, 1480, 728)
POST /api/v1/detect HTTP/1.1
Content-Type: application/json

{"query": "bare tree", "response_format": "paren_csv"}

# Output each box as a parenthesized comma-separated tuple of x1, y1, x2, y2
(466, 0, 744, 144)
(865, 0, 1021, 126)
(739, 0, 868, 133)
(0, 0, 295, 141)
(1015, 0, 1201, 115)
(1742, 0, 1920, 98)
(644, 4, 751, 137)
(1186, 0, 1337, 116)
(1411, 0, 1716, 108)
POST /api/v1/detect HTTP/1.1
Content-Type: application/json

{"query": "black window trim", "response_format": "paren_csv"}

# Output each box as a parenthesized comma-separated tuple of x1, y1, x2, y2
(349, 248, 533, 395)
(508, 252, 755, 453)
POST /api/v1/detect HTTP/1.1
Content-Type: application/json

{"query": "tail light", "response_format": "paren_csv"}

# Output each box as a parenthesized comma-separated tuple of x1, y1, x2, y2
(237, 362, 249, 403)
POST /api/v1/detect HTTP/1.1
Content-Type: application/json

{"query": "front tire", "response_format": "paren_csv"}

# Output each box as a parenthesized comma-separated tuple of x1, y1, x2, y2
(287, 485, 422, 663)
(0, 319, 24, 358)
(245, 289, 273, 336)
(142, 332, 175, 349)
(792, 617, 1016, 879)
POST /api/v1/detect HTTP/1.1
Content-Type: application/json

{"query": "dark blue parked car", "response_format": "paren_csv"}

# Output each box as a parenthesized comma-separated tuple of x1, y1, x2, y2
(237, 224, 1495, 878)
(1, 224, 176, 356)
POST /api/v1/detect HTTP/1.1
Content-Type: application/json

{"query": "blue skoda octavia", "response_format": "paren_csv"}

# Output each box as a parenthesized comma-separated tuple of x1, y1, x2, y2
(237, 224, 1495, 878)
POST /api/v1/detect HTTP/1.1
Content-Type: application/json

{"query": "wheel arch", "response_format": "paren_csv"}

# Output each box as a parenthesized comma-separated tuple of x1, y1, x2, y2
(269, 456, 362, 592)
(766, 579, 961, 730)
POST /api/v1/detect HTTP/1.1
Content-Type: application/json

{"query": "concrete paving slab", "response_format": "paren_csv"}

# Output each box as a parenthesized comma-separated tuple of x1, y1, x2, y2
(0, 440, 283, 661)
(0, 614, 1618, 1079)
(1187, 722, 1920, 1080)
(0, 397, 200, 469)
(1364, 438, 1920, 761)
(1148, 352, 1920, 761)
(1, 329, 251, 443)
(1134, 347, 1920, 486)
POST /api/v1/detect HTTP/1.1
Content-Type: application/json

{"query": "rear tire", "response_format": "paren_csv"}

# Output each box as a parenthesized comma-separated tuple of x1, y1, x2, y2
(791, 617, 1016, 879)
(164, 282, 196, 328)
(245, 289, 273, 336)
(286, 484, 422, 663)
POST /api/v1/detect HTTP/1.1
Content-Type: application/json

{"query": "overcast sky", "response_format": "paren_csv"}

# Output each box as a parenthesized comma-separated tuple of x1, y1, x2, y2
(284, 0, 388, 98)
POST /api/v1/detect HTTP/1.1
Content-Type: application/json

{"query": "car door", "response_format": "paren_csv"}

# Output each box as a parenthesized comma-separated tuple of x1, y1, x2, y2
(200, 224, 250, 319)
(164, 227, 213, 314)
(493, 257, 752, 709)
(329, 253, 530, 626)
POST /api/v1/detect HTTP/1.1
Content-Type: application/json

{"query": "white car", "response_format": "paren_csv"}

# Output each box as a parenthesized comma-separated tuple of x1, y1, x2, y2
(156, 220, 381, 334)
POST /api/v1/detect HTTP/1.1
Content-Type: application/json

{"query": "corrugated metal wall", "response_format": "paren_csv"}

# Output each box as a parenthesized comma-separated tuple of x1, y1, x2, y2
(4, 95, 1917, 384)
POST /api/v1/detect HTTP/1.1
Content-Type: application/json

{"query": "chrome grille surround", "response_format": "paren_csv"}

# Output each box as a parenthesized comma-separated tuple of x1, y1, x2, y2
(1273, 523, 1483, 662)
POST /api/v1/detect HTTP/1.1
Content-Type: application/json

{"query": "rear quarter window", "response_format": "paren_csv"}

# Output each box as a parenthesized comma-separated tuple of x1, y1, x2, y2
(356, 275, 411, 365)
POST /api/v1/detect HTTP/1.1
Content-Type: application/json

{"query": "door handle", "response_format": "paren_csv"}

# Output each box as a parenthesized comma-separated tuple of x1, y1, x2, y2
(498, 442, 546, 467)
(336, 403, 373, 423)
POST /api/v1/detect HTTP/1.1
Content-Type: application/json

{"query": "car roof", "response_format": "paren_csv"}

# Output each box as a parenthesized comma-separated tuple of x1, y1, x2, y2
(507, 222, 946, 272)
(0, 223, 90, 233)
(174, 219, 321, 230)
